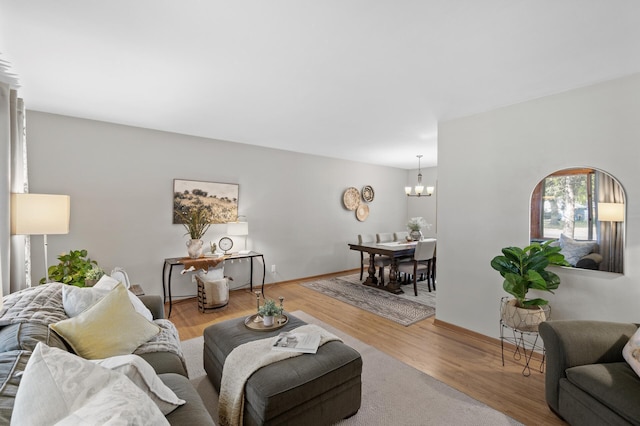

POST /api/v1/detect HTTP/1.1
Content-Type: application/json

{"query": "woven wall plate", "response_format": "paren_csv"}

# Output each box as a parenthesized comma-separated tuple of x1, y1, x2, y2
(362, 185, 374, 202)
(356, 204, 369, 221)
(343, 187, 360, 210)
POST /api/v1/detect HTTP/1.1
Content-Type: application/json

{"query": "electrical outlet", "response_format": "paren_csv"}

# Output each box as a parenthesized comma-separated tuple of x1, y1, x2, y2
(271, 264, 276, 273)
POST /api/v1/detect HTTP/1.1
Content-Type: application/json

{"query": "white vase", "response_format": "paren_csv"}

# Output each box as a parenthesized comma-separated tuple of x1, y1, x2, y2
(263, 315, 274, 327)
(409, 230, 423, 241)
(186, 239, 204, 259)
(500, 298, 549, 332)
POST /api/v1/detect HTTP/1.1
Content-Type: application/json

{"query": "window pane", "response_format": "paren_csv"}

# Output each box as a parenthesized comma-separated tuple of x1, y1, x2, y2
(542, 174, 596, 240)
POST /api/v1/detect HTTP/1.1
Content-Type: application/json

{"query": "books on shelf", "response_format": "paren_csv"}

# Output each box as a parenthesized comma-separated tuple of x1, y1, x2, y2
(271, 331, 321, 354)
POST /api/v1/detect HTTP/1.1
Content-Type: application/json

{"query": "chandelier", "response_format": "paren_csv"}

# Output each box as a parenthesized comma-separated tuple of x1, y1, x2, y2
(405, 155, 434, 197)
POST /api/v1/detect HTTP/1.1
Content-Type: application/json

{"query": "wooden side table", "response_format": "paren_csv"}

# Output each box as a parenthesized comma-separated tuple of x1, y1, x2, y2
(130, 284, 145, 296)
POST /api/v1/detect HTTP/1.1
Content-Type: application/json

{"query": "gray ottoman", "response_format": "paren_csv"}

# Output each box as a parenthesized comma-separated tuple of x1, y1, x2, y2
(203, 314, 362, 426)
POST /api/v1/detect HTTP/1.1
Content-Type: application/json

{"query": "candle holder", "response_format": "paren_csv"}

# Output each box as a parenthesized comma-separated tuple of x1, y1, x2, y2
(277, 296, 285, 324)
(254, 291, 263, 322)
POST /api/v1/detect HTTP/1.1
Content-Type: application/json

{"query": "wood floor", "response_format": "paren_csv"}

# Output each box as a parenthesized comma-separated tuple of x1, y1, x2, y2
(167, 270, 566, 426)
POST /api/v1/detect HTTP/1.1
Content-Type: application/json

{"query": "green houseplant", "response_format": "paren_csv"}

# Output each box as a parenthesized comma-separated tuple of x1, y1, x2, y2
(84, 265, 105, 286)
(491, 240, 569, 331)
(41, 249, 99, 286)
(258, 299, 283, 326)
(490, 240, 569, 308)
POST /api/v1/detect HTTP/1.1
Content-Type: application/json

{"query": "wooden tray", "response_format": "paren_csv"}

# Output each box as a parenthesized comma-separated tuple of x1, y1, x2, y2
(244, 313, 289, 331)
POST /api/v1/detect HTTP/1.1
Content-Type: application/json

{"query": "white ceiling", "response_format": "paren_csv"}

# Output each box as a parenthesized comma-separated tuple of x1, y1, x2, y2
(1, 1, 640, 169)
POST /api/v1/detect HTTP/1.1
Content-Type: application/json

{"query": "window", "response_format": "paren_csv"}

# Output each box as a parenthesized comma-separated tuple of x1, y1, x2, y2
(530, 168, 596, 241)
(530, 168, 625, 273)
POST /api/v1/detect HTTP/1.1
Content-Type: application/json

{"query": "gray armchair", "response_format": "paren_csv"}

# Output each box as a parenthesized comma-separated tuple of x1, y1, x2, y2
(539, 320, 640, 425)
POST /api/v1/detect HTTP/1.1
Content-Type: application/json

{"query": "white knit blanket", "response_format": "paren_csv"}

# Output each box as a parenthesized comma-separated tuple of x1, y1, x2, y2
(218, 324, 342, 426)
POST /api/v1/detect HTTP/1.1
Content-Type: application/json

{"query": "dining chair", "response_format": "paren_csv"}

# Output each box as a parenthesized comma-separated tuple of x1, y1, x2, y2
(393, 231, 411, 281)
(374, 233, 395, 283)
(376, 233, 394, 243)
(397, 238, 437, 296)
(358, 234, 391, 282)
(394, 231, 409, 242)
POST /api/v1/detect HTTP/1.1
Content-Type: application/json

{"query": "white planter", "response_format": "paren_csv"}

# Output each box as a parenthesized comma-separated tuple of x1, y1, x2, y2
(263, 315, 274, 327)
(500, 298, 550, 332)
(186, 239, 204, 259)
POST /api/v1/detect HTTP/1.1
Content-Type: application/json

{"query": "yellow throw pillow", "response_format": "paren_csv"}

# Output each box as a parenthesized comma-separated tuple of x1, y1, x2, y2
(50, 283, 160, 359)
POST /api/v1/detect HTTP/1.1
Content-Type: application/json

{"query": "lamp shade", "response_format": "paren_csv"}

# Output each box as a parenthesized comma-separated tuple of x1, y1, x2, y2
(11, 193, 70, 235)
(227, 221, 248, 236)
(598, 202, 625, 222)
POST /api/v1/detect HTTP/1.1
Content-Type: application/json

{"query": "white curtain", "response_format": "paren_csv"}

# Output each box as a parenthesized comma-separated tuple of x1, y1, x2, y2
(0, 81, 29, 297)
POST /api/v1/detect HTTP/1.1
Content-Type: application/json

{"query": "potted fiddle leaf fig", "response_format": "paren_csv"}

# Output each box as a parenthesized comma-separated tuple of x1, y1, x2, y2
(490, 240, 569, 331)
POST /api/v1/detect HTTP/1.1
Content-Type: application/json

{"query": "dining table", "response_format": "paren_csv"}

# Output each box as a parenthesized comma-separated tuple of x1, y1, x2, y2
(348, 241, 418, 294)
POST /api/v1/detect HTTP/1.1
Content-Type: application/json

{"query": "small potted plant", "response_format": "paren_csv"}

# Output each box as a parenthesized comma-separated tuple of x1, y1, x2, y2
(84, 265, 105, 287)
(175, 203, 212, 258)
(42, 249, 99, 287)
(258, 299, 283, 327)
(490, 240, 569, 331)
(406, 217, 430, 241)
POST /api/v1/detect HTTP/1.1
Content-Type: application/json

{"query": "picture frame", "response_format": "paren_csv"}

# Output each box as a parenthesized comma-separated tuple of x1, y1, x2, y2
(173, 179, 239, 224)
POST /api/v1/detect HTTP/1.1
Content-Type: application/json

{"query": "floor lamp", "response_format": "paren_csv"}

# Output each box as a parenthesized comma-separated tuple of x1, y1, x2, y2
(10, 193, 71, 283)
(227, 220, 249, 253)
(598, 202, 625, 272)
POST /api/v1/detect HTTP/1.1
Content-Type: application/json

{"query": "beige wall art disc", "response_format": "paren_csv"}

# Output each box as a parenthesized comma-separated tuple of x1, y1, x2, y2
(343, 187, 360, 210)
(356, 204, 369, 221)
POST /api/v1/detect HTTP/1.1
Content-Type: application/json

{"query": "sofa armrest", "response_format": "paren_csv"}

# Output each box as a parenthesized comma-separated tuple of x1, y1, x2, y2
(575, 252, 603, 269)
(138, 295, 165, 320)
(539, 320, 638, 412)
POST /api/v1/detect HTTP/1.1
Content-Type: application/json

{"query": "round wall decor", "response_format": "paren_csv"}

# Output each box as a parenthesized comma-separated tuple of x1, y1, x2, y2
(343, 187, 360, 210)
(362, 185, 374, 202)
(356, 204, 369, 221)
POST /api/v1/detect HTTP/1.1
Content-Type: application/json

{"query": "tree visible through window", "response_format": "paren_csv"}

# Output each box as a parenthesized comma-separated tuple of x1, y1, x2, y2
(531, 169, 596, 241)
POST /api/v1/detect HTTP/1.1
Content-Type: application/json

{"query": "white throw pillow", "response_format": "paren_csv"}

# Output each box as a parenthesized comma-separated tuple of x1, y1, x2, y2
(50, 283, 160, 359)
(559, 233, 596, 266)
(62, 285, 110, 317)
(11, 342, 169, 425)
(95, 274, 153, 321)
(623, 327, 640, 378)
(93, 354, 185, 415)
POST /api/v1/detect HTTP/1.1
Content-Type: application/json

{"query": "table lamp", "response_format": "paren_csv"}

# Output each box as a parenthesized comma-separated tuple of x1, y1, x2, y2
(227, 220, 249, 252)
(10, 193, 70, 283)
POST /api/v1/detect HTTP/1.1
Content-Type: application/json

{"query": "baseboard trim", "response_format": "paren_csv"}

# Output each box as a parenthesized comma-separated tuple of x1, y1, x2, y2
(433, 318, 545, 362)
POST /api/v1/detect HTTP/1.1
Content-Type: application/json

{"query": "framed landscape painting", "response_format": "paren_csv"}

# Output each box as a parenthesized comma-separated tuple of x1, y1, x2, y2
(173, 179, 239, 224)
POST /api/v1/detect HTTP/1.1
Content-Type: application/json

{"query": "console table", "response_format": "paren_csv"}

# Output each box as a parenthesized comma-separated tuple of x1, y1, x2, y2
(162, 251, 266, 318)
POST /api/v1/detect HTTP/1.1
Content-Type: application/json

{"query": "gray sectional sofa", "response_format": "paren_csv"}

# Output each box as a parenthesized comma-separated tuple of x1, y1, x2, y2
(539, 320, 640, 425)
(0, 284, 214, 425)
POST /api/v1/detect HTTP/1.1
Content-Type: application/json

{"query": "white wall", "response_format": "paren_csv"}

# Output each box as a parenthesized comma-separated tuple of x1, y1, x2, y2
(25, 74, 639, 341)
(25, 112, 411, 298)
(437, 72, 640, 338)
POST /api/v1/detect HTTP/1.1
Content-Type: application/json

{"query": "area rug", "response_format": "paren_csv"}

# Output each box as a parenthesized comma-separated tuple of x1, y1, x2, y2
(182, 310, 522, 426)
(300, 273, 436, 326)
